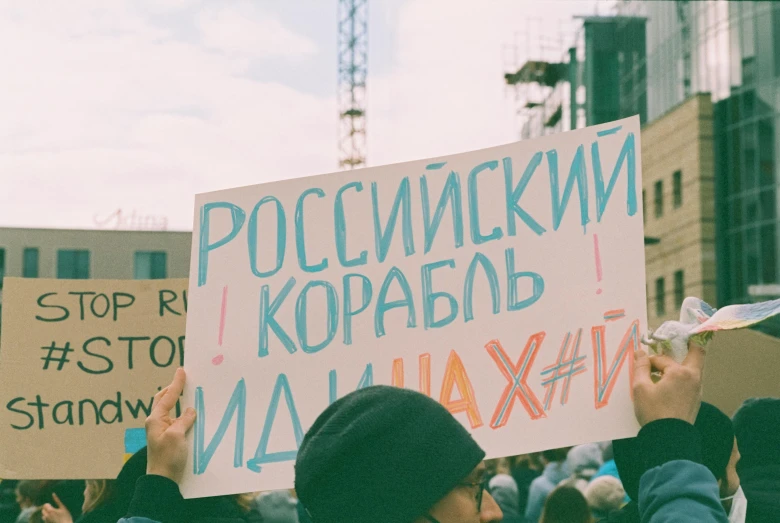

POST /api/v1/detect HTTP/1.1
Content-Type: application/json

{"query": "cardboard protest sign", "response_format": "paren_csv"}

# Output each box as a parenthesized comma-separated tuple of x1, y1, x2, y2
(0, 278, 188, 479)
(181, 116, 647, 498)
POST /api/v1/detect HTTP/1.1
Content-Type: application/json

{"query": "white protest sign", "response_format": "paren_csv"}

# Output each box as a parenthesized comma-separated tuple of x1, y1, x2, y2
(181, 116, 647, 498)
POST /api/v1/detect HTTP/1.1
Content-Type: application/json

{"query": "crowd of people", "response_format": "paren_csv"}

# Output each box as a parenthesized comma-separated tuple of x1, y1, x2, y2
(0, 345, 776, 523)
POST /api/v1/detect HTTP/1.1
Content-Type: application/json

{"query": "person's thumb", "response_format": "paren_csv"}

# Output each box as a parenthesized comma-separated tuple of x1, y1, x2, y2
(51, 493, 63, 509)
(633, 349, 652, 386)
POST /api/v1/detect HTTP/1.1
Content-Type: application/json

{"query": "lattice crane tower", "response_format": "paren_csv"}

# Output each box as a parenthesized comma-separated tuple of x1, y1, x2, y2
(337, 0, 368, 169)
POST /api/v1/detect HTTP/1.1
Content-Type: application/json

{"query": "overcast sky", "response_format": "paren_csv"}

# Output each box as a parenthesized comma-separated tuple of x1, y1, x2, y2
(0, 0, 612, 231)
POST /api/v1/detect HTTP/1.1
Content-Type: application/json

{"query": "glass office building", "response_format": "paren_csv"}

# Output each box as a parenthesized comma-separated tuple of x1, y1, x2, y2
(616, 1, 780, 312)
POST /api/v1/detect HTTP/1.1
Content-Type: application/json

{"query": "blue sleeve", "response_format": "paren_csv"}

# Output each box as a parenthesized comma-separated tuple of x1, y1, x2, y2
(523, 479, 545, 523)
(638, 461, 728, 523)
(634, 419, 728, 523)
(117, 475, 184, 523)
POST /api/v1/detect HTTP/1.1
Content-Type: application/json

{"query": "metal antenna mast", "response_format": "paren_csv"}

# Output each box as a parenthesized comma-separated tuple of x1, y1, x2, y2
(337, 0, 368, 169)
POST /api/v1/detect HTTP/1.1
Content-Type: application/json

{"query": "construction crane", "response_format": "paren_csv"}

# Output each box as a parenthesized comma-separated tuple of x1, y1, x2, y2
(337, 0, 368, 169)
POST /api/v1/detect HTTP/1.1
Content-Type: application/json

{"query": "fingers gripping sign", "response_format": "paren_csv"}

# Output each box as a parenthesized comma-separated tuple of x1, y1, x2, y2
(145, 367, 197, 483)
(631, 342, 705, 427)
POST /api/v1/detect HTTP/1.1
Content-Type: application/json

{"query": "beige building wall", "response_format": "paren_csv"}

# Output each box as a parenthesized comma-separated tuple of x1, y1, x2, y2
(642, 94, 717, 326)
(0, 227, 192, 281)
(703, 329, 780, 416)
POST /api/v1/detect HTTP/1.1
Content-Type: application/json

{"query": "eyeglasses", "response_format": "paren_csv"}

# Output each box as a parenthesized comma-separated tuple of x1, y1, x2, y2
(458, 477, 489, 512)
(423, 476, 490, 523)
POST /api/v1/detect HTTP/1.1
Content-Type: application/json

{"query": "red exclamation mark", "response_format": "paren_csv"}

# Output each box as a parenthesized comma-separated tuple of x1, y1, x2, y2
(212, 285, 228, 366)
(593, 234, 603, 295)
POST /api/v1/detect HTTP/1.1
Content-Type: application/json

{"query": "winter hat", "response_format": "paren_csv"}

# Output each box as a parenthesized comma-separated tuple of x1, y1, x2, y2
(695, 402, 734, 480)
(614, 401, 733, 500)
(254, 491, 299, 523)
(488, 474, 520, 517)
(295, 385, 485, 523)
(566, 443, 603, 480)
(733, 397, 780, 468)
(585, 476, 626, 515)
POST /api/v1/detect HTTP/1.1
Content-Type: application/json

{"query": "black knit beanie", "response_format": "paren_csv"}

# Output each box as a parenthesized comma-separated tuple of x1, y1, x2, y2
(294, 385, 486, 523)
(733, 397, 780, 468)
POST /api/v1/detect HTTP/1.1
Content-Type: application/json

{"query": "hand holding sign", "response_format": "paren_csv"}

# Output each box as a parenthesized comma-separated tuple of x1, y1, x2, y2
(146, 368, 196, 483)
(632, 342, 705, 426)
(41, 494, 73, 523)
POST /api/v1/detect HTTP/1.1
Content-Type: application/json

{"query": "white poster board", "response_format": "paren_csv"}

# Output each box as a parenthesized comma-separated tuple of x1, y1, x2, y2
(181, 116, 647, 498)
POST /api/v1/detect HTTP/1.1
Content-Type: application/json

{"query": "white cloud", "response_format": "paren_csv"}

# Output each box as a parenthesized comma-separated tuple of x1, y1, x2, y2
(197, 4, 317, 58)
(0, 1, 332, 230)
(367, 0, 604, 166)
(0, 0, 605, 231)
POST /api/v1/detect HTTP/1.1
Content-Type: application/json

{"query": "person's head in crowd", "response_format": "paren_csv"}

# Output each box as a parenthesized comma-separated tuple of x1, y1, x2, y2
(566, 444, 603, 484)
(732, 397, 780, 470)
(731, 397, 780, 523)
(16, 481, 43, 510)
(542, 447, 571, 465)
(294, 385, 503, 523)
(585, 476, 625, 520)
(484, 458, 510, 478)
(540, 486, 593, 523)
(81, 480, 114, 515)
(601, 443, 614, 463)
(28, 507, 45, 523)
(487, 474, 519, 521)
(512, 453, 544, 472)
(694, 402, 740, 500)
(252, 491, 299, 523)
(613, 402, 738, 512)
(40, 451, 141, 523)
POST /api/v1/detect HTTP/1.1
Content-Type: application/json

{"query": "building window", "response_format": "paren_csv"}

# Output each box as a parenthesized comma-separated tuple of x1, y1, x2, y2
(0, 248, 5, 289)
(654, 180, 663, 218)
(23, 248, 39, 278)
(673, 170, 683, 208)
(674, 270, 685, 309)
(134, 251, 167, 280)
(655, 277, 666, 316)
(57, 250, 90, 279)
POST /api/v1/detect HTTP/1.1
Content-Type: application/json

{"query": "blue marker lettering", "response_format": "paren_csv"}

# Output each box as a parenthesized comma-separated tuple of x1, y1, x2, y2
(295, 280, 338, 354)
(343, 273, 372, 345)
(295, 188, 328, 272)
(504, 154, 546, 237)
(463, 252, 501, 322)
(420, 171, 464, 254)
(591, 132, 637, 221)
(421, 259, 458, 329)
(193, 379, 246, 474)
(334, 182, 368, 267)
(247, 196, 286, 278)
(198, 203, 246, 287)
(259, 278, 297, 357)
(468, 161, 503, 244)
(547, 145, 590, 232)
(505, 248, 545, 311)
(328, 364, 374, 405)
(374, 267, 417, 337)
(247, 374, 304, 472)
(372, 177, 415, 263)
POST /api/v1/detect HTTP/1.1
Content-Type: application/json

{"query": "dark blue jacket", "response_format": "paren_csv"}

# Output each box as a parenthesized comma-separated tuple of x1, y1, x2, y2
(119, 421, 728, 523)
